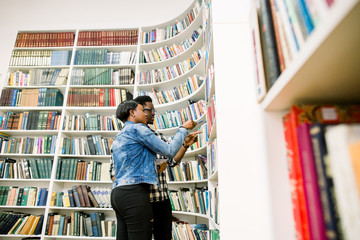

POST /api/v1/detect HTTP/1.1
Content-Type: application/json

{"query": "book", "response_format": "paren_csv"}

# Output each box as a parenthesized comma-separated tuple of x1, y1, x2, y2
(325, 124, 360, 240)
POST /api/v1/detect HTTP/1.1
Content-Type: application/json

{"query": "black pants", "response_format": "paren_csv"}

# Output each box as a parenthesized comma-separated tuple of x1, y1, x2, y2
(152, 198, 172, 240)
(111, 184, 153, 240)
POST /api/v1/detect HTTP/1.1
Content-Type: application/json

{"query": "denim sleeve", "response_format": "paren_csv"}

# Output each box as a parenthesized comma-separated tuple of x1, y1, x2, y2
(134, 124, 187, 158)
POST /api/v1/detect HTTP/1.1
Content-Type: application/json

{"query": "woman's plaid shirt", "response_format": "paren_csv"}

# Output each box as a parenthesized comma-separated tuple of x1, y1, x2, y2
(110, 129, 178, 202)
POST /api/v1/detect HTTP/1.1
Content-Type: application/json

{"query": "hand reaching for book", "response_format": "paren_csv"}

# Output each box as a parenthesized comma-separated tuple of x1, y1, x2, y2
(157, 161, 168, 173)
(184, 132, 200, 147)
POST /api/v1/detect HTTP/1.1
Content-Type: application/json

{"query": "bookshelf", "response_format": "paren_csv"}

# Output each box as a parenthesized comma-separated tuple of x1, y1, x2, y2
(251, 0, 360, 239)
(0, 0, 219, 239)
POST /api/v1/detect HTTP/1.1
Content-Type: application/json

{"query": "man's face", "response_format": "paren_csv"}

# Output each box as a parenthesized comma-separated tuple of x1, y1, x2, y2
(143, 102, 155, 124)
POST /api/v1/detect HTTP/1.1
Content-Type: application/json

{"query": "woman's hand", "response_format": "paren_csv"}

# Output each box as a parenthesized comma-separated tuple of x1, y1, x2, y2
(181, 120, 197, 130)
(183, 132, 200, 147)
(157, 161, 168, 173)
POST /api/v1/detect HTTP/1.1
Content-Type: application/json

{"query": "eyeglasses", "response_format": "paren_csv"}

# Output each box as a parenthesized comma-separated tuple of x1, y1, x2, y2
(143, 108, 156, 113)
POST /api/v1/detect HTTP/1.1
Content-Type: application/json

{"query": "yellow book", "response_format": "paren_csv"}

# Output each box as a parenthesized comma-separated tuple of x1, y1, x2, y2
(50, 192, 57, 206)
(20, 215, 35, 235)
(28, 216, 40, 235)
(349, 141, 360, 198)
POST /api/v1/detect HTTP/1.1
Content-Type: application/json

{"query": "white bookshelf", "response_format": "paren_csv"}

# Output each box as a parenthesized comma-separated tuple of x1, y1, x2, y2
(0, 0, 218, 239)
(250, 0, 360, 239)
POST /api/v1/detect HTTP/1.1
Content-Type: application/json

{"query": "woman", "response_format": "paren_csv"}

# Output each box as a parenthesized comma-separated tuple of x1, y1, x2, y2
(111, 100, 196, 240)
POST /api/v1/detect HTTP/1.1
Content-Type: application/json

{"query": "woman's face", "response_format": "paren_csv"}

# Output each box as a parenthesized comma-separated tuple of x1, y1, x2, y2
(132, 104, 147, 124)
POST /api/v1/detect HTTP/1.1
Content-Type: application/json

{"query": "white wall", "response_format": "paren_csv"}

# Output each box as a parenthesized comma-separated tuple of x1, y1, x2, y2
(212, 0, 274, 239)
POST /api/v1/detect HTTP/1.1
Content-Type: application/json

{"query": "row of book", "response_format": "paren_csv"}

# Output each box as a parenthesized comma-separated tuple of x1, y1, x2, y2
(66, 88, 133, 107)
(139, 75, 204, 105)
(0, 158, 53, 179)
(55, 159, 111, 182)
(207, 95, 216, 136)
(171, 221, 210, 240)
(282, 104, 360, 240)
(139, 27, 202, 64)
(70, 67, 134, 85)
(169, 187, 208, 215)
(153, 100, 205, 130)
(0, 88, 64, 107)
(140, 0, 202, 43)
(0, 111, 61, 130)
(74, 49, 137, 65)
(7, 69, 69, 87)
(137, 49, 203, 85)
(0, 186, 48, 207)
(0, 212, 44, 235)
(205, 64, 214, 102)
(59, 135, 113, 156)
(51, 185, 111, 208)
(166, 155, 207, 182)
(208, 139, 217, 176)
(62, 113, 122, 131)
(257, 0, 334, 91)
(9, 50, 72, 66)
(15, 32, 75, 47)
(208, 185, 219, 225)
(45, 211, 115, 237)
(77, 29, 138, 46)
(0, 135, 57, 154)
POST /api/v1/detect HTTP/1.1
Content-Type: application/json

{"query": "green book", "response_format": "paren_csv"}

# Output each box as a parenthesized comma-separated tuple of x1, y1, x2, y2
(56, 159, 63, 179)
(21, 187, 29, 206)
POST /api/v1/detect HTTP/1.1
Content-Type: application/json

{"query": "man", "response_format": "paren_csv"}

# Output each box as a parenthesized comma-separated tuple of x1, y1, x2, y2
(110, 95, 198, 240)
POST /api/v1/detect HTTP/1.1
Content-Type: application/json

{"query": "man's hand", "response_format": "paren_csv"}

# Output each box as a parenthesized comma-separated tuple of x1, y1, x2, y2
(184, 132, 200, 147)
(181, 120, 197, 130)
(157, 161, 168, 173)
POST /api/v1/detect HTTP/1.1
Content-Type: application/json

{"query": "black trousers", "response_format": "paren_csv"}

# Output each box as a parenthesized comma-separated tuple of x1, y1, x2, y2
(111, 184, 153, 240)
(152, 198, 172, 240)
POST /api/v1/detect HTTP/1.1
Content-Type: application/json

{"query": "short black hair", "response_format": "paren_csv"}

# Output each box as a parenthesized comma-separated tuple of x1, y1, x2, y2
(133, 95, 152, 106)
(116, 100, 139, 122)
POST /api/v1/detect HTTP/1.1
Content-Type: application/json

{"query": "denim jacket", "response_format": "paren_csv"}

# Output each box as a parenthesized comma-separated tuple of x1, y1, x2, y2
(112, 121, 187, 188)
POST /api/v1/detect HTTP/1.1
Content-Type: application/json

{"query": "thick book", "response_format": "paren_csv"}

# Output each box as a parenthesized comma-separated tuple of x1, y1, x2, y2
(310, 123, 343, 239)
(296, 123, 326, 240)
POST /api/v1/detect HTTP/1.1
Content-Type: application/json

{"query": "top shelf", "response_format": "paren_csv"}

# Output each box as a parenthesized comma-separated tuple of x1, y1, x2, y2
(261, 0, 360, 111)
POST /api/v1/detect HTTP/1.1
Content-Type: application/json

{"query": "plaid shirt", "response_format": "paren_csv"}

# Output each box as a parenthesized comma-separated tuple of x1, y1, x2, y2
(110, 129, 178, 202)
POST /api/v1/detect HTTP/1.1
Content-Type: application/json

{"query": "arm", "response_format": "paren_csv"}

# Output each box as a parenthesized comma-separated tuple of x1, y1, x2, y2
(134, 124, 188, 158)
(173, 132, 199, 163)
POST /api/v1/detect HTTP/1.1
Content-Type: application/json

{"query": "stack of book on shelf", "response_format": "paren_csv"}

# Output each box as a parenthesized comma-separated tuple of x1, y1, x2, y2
(171, 222, 210, 240)
(74, 49, 136, 65)
(0, 111, 61, 130)
(0, 158, 53, 179)
(59, 135, 113, 156)
(0, 135, 57, 154)
(45, 211, 116, 237)
(282, 104, 360, 240)
(137, 49, 203, 85)
(0, 88, 64, 107)
(66, 88, 132, 107)
(153, 100, 205, 130)
(71, 67, 134, 85)
(15, 32, 75, 47)
(139, 75, 204, 105)
(77, 29, 138, 46)
(169, 187, 208, 215)
(51, 185, 111, 208)
(166, 155, 207, 182)
(255, 0, 336, 97)
(9, 50, 72, 66)
(140, 0, 202, 43)
(8, 69, 69, 86)
(62, 113, 122, 131)
(0, 212, 44, 236)
(139, 26, 203, 64)
(0, 186, 48, 206)
(56, 159, 110, 181)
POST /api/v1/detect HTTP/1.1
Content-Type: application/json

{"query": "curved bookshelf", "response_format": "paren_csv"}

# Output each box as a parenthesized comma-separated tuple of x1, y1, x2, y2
(172, 211, 208, 218)
(167, 179, 207, 184)
(155, 111, 206, 135)
(151, 81, 206, 112)
(184, 144, 207, 157)
(139, 28, 204, 67)
(136, 56, 205, 89)
(140, 0, 203, 46)
(209, 169, 218, 181)
(260, 0, 360, 111)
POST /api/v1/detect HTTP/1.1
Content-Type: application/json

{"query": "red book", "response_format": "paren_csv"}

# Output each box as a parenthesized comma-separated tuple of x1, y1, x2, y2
(297, 123, 327, 240)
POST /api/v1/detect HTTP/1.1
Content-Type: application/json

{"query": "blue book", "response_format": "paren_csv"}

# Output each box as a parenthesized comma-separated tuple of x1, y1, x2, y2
(58, 215, 65, 235)
(67, 189, 75, 207)
(90, 212, 99, 237)
(297, 0, 314, 34)
(33, 214, 44, 235)
(310, 123, 343, 239)
(38, 188, 48, 206)
(71, 186, 81, 207)
(10, 89, 18, 106)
